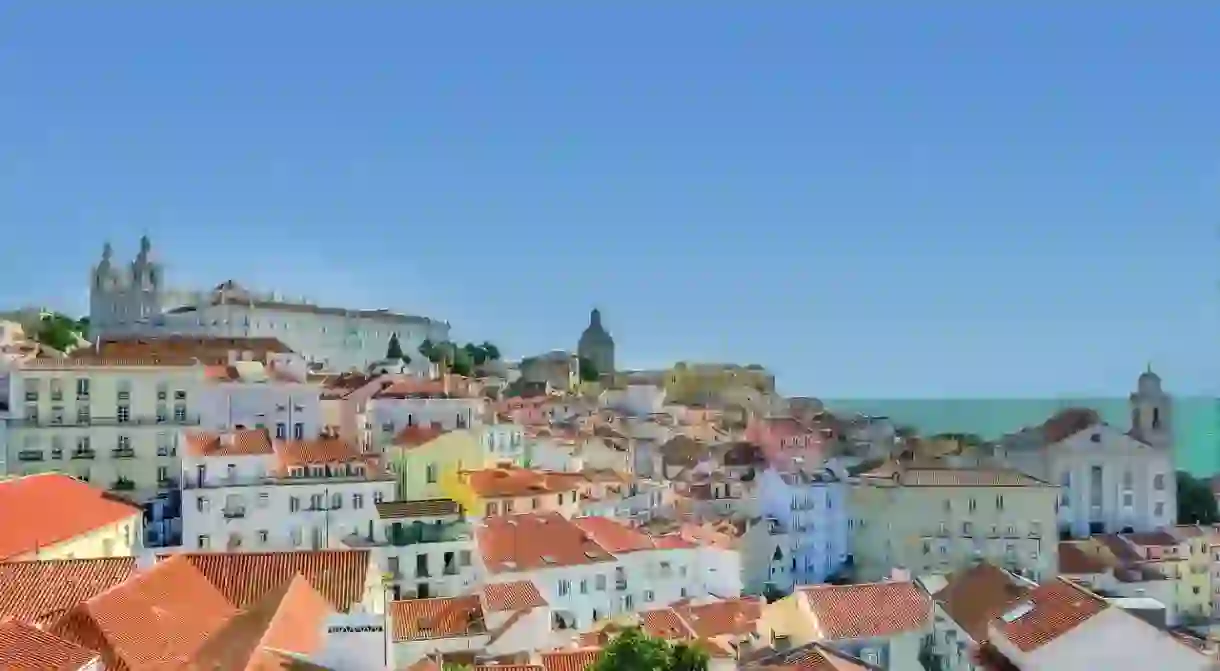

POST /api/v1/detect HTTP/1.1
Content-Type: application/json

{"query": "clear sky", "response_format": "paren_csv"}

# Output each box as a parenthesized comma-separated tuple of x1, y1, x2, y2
(2, 4, 1217, 397)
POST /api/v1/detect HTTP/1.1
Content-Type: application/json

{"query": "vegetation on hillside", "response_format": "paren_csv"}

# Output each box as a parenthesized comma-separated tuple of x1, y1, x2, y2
(590, 627, 709, 671)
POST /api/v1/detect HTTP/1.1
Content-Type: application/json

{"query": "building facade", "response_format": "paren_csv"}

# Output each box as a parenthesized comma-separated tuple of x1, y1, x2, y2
(757, 466, 850, 590)
(88, 238, 449, 373)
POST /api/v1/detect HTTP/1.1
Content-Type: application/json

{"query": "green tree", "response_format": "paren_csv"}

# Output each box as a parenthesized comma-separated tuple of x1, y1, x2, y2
(385, 333, 408, 361)
(1177, 471, 1218, 524)
(480, 341, 501, 361)
(33, 313, 87, 352)
(463, 342, 485, 365)
(591, 627, 708, 671)
(448, 344, 474, 377)
(578, 356, 600, 382)
(418, 339, 441, 363)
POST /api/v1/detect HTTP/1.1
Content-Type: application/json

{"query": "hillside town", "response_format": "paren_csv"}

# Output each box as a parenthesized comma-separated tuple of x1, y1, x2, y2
(0, 238, 1213, 670)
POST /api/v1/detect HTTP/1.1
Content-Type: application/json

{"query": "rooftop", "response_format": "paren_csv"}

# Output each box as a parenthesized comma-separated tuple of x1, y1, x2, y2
(0, 474, 142, 561)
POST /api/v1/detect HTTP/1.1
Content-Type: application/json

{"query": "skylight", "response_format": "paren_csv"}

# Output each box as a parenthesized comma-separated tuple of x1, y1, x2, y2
(1000, 601, 1034, 623)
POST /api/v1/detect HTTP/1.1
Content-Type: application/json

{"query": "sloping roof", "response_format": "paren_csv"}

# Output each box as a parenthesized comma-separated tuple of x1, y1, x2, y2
(798, 581, 932, 640)
(390, 596, 485, 642)
(477, 513, 616, 573)
(742, 641, 883, 670)
(858, 463, 1051, 488)
(0, 474, 142, 560)
(481, 581, 548, 613)
(990, 579, 1108, 653)
(168, 550, 372, 612)
(0, 618, 100, 671)
(1058, 542, 1110, 574)
(0, 557, 138, 624)
(934, 563, 1030, 641)
(376, 499, 461, 519)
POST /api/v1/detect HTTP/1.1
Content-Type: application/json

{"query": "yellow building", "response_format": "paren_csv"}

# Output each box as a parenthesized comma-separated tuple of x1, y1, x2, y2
(849, 461, 1059, 582)
(0, 473, 143, 561)
(662, 362, 775, 404)
(8, 355, 206, 501)
(1118, 530, 1209, 622)
(389, 427, 487, 501)
(442, 465, 585, 518)
(1170, 525, 1216, 621)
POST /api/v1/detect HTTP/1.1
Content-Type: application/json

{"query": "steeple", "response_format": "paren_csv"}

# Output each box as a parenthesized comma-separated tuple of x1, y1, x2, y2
(589, 308, 604, 331)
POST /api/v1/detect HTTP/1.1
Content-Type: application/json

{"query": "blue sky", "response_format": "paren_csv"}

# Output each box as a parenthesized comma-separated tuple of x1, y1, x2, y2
(1, 4, 1216, 397)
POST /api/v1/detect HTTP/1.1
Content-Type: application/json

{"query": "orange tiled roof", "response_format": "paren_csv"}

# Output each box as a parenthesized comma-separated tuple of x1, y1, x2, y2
(991, 578, 1108, 652)
(934, 563, 1030, 641)
(169, 550, 372, 612)
(798, 581, 932, 640)
(187, 574, 333, 670)
(0, 618, 100, 671)
(183, 428, 274, 457)
(390, 596, 485, 642)
(462, 467, 586, 499)
(540, 648, 602, 671)
(50, 555, 239, 670)
(1058, 542, 1110, 574)
(677, 597, 764, 638)
(639, 609, 696, 639)
(1041, 408, 1101, 444)
(481, 581, 548, 612)
(0, 474, 142, 561)
(273, 437, 364, 467)
(477, 513, 616, 573)
(743, 641, 880, 670)
(1122, 530, 1181, 547)
(0, 557, 137, 624)
(394, 424, 449, 448)
(375, 376, 481, 400)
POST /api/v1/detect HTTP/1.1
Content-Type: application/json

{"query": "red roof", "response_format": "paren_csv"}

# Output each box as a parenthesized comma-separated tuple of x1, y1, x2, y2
(798, 581, 931, 640)
(991, 578, 1108, 652)
(0, 474, 141, 561)
(0, 618, 100, 671)
(481, 581, 548, 612)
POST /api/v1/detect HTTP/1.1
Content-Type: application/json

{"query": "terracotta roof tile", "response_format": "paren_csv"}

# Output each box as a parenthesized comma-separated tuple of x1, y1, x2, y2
(169, 550, 372, 612)
(393, 424, 449, 448)
(1058, 542, 1110, 574)
(188, 574, 333, 670)
(676, 597, 764, 638)
(859, 464, 1050, 488)
(475, 666, 541, 671)
(639, 609, 696, 639)
(390, 596, 485, 642)
(1121, 530, 1181, 547)
(477, 513, 616, 573)
(376, 376, 480, 400)
(570, 517, 661, 553)
(0, 557, 137, 624)
(462, 467, 586, 499)
(0, 474, 142, 561)
(1094, 534, 1144, 564)
(481, 581, 548, 612)
(183, 428, 274, 458)
(991, 578, 1108, 652)
(1040, 408, 1100, 444)
(273, 437, 365, 467)
(744, 641, 880, 670)
(934, 563, 1030, 641)
(0, 618, 100, 671)
(540, 648, 602, 671)
(797, 581, 931, 640)
(50, 555, 238, 669)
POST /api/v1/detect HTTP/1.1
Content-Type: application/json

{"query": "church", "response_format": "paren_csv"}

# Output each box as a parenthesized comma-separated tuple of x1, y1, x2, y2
(88, 237, 448, 373)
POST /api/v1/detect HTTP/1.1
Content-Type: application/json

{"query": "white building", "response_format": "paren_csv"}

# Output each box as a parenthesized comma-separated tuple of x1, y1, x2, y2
(180, 428, 395, 552)
(88, 237, 449, 373)
(342, 498, 478, 601)
(998, 370, 1176, 537)
(474, 512, 730, 632)
(367, 376, 486, 451)
(197, 351, 322, 439)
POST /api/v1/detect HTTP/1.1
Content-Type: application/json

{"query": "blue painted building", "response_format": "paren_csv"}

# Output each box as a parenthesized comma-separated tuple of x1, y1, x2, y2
(757, 464, 849, 591)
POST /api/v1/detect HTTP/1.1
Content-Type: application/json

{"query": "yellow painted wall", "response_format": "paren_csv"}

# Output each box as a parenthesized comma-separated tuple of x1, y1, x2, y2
(390, 430, 485, 501)
(663, 363, 775, 403)
(757, 593, 816, 646)
(10, 514, 142, 561)
(1176, 539, 1211, 620)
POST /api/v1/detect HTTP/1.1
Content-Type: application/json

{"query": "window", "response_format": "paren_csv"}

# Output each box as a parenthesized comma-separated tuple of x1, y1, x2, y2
(76, 378, 90, 398)
(968, 498, 977, 512)
(257, 493, 269, 508)
(557, 579, 571, 596)
(290, 527, 302, 546)
(557, 493, 564, 505)
(117, 405, 130, 423)
(331, 493, 342, 509)
(289, 496, 300, 512)
(276, 423, 287, 439)
(595, 574, 607, 591)
(156, 404, 167, 423)
(460, 550, 472, 566)
(996, 495, 1005, 511)
(487, 502, 499, 516)
(504, 500, 515, 513)
(532, 497, 540, 510)
(1155, 502, 1165, 517)
(258, 530, 269, 544)
(1154, 474, 1166, 490)
(309, 493, 324, 509)
(353, 494, 364, 509)
(426, 463, 438, 484)
(373, 491, 384, 504)
(644, 590, 655, 602)
(77, 405, 90, 423)
(197, 496, 209, 512)
(197, 535, 210, 549)
(580, 579, 589, 594)
(174, 404, 187, 422)
(156, 383, 168, 401)
(293, 422, 304, 440)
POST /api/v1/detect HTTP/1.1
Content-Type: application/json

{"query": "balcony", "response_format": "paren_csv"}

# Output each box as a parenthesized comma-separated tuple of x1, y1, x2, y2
(111, 479, 136, 492)
(72, 449, 97, 460)
(222, 507, 247, 519)
(13, 414, 201, 428)
(156, 447, 176, 457)
(17, 450, 43, 462)
(341, 522, 472, 549)
(112, 448, 136, 459)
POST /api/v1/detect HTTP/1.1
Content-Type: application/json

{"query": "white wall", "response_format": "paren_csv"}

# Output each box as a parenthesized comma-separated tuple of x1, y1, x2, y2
(315, 612, 393, 671)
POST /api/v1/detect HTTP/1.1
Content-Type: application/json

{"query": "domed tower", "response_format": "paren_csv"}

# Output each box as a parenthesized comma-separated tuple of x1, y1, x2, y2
(1130, 366, 1172, 449)
(577, 308, 615, 379)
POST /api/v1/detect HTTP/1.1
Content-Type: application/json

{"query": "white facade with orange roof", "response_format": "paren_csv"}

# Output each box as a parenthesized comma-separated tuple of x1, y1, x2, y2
(180, 427, 395, 552)
(0, 473, 144, 561)
(197, 349, 324, 440)
(367, 375, 487, 451)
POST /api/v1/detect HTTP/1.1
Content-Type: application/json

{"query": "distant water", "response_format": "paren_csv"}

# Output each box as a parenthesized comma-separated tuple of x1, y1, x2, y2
(822, 396, 1220, 476)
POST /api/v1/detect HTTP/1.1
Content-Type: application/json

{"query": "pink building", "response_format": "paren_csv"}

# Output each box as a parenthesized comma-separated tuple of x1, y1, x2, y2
(745, 415, 833, 469)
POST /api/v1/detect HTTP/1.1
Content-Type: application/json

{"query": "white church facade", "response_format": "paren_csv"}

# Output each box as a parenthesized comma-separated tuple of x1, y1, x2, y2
(89, 237, 448, 373)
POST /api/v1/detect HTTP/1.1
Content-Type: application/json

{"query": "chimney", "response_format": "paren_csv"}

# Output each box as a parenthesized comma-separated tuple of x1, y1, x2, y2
(220, 433, 235, 447)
